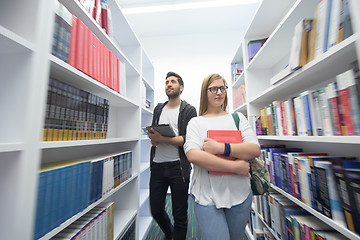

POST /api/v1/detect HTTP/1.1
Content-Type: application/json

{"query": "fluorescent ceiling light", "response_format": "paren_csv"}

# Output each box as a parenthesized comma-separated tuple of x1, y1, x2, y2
(123, 0, 260, 14)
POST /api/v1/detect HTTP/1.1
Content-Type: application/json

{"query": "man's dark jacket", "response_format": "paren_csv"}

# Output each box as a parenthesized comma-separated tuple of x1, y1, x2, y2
(150, 100, 197, 179)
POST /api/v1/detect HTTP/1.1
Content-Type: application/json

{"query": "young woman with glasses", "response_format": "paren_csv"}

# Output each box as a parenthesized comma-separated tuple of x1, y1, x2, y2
(184, 73, 260, 240)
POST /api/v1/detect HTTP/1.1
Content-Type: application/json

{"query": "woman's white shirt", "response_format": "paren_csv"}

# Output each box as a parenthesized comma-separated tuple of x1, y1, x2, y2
(184, 112, 259, 208)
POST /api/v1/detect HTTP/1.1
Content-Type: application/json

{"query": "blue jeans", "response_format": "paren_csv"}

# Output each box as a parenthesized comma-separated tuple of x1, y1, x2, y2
(150, 161, 190, 240)
(192, 192, 252, 240)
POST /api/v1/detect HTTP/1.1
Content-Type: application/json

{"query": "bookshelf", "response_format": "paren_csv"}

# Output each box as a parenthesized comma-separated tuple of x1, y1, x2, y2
(0, 0, 154, 239)
(231, 0, 360, 239)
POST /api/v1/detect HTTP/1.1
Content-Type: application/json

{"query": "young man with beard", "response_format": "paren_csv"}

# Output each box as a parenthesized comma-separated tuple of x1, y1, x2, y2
(147, 72, 197, 240)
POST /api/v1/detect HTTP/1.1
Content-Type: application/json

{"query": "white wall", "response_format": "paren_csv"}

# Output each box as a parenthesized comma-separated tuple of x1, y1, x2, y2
(141, 30, 244, 113)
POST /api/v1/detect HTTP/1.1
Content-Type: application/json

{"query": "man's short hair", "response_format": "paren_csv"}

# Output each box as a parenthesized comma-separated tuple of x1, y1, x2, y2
(166, 72, 184, 88)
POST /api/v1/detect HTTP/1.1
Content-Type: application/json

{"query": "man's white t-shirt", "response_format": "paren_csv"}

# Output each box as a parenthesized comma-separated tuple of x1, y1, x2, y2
(153, 105, 180, 163)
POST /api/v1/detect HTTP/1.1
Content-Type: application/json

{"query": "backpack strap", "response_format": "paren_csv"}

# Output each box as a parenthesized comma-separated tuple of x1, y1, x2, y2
(231, 112, 240, 130)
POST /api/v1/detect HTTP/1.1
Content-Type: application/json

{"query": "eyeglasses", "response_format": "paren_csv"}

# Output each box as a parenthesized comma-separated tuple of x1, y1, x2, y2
(208, 86, 228, 94)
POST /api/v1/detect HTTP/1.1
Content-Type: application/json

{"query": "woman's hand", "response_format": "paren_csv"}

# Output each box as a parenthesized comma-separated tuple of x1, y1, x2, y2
(233, 159, 250, 177)
(203, 138, 224, 155)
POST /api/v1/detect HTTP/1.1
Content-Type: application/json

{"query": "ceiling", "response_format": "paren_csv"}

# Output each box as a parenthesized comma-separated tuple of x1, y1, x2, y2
(116, 0, 261, 38)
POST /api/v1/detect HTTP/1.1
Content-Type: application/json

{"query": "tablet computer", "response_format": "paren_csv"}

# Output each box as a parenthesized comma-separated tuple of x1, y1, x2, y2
(146, 124, 176, 137)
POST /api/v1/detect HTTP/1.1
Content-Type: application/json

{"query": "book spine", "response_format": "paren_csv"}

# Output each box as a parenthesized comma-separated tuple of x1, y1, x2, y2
(327, 82, 343, 135)
(336, 71, 355, 135)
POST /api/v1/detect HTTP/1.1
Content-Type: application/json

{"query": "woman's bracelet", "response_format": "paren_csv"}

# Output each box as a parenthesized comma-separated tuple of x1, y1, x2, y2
(224, 143, 231, 156)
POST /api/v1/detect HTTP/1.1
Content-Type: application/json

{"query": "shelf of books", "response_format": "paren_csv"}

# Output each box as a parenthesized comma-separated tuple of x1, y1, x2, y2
(0, 0, 154, 239)
(231, 0, 360, 239)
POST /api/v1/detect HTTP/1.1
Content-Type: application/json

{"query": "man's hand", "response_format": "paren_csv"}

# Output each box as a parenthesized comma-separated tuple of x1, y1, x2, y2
(203, 138, 223, 155)
(147, 128, 164, 146)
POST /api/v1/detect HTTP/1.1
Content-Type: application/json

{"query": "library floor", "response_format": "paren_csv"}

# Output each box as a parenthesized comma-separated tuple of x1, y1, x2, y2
(144, 194, 248, 240)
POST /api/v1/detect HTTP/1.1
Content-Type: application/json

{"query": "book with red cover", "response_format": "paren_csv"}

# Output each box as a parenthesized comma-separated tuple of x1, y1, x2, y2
(99, 41, 105, 85)
(68, 15, 78, 67)
(116, 58, 120, 93)
(207, 130, 242, 175)
(110, 52, 115, 90)
(88, 31, 95, 79)
(105, 48, 110, 88)
(336, 71, 355, 135)
(75, 19, 85, 72)
(83, 24, 89, 75)
(327, 82, 343, 135)
(94, 35, 100, 82)
(93, 0, 102, 25)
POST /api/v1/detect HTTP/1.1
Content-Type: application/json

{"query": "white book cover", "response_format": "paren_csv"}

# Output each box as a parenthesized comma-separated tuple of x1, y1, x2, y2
(300, 90, 317, 136)
(289, 20, 303, 70)
(315, 0, 331, 57)
(344, 69, 360, 135)
(102, 158, 107, 196)
(284, 99, 293, 136)
(293, 95, 306, 136)
(297, 157, 312, 206)
(311, 89, 325, 136)
(110, 157, 114, 191)
(317, 87, 333, 136)
(327, 0, 342, 49)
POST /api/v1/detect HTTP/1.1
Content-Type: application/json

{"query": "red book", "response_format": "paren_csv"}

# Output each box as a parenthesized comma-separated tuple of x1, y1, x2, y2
(111, 53, 116, 91)
(94, 35, 100, 82)
(88, 31, 94, 79)
(116, 58, 120, 93)
(99, 41, 104, 84)
(68, 15, 78, 67)
(101, 0, 109, 34)
(207, 130, 242, 175)
(109, 51, 114, 90)
(93, 0, 102, 25)
(83, 24, 89, 75)
(75, 20, 85, 72)
(336, 72, 355, 135)
(327, 82, 343, 135)
(105, 48, 110, 88)
(280, 101, 288, 136)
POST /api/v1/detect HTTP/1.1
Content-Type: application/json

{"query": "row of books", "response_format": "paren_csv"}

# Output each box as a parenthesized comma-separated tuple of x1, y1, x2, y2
(271, 0, 353, 85)
(289, 0, 353, 71)
(42, 78, 110, 142)
(34, 151, 132, 239)
(52, 1, 120, 93)
(255, 192, 344, 240)
(261, 145, 360, 235)
(255, 62, 360, 136)
(231, 62, 243, 83)
(52, 202, 114, 240)
(233, 84, 246, 109)
(90, 151, 133, 204)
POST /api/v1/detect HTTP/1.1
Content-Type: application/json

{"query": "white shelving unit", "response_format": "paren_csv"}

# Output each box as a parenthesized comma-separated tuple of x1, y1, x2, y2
(0, 0, 154, 239)
(231, 0, 360, 239)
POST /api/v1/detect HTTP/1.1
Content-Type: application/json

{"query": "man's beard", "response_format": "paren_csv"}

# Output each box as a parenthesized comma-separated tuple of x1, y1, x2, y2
(166, 88, 181, 98)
